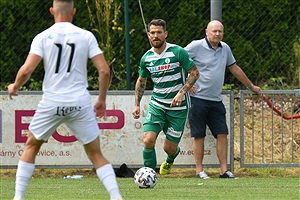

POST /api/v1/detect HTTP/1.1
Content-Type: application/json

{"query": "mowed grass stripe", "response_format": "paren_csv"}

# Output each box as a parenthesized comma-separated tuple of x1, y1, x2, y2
(1, 177, 299, 199)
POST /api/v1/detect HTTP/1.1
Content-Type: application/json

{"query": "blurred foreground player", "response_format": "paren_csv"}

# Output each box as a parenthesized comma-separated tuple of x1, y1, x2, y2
(8, 0, 122, 199)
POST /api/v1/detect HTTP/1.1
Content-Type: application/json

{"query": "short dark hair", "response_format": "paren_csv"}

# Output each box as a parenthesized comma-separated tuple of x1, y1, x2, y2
(148, 19, 166, 31)
(54, 0, 73, 3)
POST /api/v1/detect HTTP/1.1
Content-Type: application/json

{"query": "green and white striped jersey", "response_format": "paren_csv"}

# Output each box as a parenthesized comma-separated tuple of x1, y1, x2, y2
(139, 43, 195, 110)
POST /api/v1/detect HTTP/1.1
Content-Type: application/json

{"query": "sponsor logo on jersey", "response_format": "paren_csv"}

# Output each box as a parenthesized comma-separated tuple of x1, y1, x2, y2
(47, 34, 54, 39)
(166, 127, 182, 138)
(54, 106, 82, 116)
(148, 64, 172, 73)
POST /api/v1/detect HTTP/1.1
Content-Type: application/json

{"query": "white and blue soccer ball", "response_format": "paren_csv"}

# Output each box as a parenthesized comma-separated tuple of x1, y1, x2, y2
(134, 167, 158, 188)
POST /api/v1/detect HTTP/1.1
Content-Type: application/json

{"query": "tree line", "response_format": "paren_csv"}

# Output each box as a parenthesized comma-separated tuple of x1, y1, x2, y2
(1, 0, 299, 90)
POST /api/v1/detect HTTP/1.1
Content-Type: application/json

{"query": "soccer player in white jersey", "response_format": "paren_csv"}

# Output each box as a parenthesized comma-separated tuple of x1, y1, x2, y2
(8, 1, 122, 199)
(132, 19, 200, 175)
(185, 20, 261, 179)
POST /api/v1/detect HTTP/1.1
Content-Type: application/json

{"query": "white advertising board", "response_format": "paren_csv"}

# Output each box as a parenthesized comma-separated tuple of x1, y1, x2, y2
(0, 91, 231, 168)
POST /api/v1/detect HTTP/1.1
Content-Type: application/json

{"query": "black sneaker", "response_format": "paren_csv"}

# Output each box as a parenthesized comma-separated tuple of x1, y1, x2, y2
(219, 170, 235, 178)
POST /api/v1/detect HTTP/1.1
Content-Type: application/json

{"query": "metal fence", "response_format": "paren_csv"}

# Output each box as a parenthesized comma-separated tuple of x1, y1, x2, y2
(1, 0, 299, 172)
(239, 90, 300, 168)
(1, 0, 299, 90)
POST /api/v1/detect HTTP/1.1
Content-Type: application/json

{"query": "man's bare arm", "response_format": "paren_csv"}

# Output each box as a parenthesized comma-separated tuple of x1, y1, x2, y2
(8, 53, 42, 99)
(170, 65, 200, 107)
(134, 76, 147, 106)
(180, 65, 200, 94)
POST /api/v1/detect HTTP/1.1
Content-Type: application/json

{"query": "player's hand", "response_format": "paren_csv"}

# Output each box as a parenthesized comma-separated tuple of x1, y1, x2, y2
(170, 92, 184, 107)
(94, 99, 106, 118)
(7, 84, 18, 100)
(132, 106, 140, 119)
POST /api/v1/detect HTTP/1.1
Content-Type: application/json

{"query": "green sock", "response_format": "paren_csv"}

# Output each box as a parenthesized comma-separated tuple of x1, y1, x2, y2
(166, 146, 180, 163)
(143, 147, 157, 170)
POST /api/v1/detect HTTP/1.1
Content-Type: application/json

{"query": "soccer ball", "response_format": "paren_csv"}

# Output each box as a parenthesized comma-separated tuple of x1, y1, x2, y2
(134, 167, 158, 188)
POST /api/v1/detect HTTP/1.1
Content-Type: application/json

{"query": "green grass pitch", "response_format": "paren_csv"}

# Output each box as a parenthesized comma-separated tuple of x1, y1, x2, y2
(1, 176, 299, 199)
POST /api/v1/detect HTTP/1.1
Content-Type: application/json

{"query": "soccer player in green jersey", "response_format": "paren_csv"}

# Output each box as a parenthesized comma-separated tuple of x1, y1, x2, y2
(132, 19, 200, 175)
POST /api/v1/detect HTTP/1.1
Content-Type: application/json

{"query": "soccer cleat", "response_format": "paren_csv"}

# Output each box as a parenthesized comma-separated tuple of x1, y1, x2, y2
(159, 161, 173, 175)
(219, 170, 235, 178)
(196, 171, 210, 179)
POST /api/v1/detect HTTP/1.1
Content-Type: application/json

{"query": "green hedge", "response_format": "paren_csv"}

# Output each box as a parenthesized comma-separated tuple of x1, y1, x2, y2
(1, 0, 299, 90)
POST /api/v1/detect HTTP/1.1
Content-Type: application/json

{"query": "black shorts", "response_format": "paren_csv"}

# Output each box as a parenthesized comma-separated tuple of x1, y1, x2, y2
(188, 97, 228, 138)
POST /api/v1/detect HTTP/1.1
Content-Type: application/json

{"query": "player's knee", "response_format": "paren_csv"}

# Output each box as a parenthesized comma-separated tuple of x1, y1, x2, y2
(143, 136, 156, 148)
(143, 132, 156, 148)
(143, 139, 155, 148)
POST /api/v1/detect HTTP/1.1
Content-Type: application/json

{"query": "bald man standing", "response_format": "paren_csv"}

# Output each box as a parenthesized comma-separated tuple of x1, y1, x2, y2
(185, 20, 261, 179)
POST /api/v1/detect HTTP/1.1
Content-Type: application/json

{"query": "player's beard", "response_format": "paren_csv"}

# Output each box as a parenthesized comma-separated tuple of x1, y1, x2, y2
(151, 39, 165, 48)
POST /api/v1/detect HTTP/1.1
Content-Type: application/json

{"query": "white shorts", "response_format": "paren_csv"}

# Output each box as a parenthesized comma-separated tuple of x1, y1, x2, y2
(29, 95, 99, 145)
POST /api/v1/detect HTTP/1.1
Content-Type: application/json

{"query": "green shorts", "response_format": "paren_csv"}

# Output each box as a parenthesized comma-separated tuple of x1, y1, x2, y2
(143, 103, 188, 143)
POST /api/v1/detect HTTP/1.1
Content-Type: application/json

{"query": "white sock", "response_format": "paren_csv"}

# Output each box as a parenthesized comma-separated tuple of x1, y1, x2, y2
(96, 164, 122, 200)
(13, 160, 35, 200)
